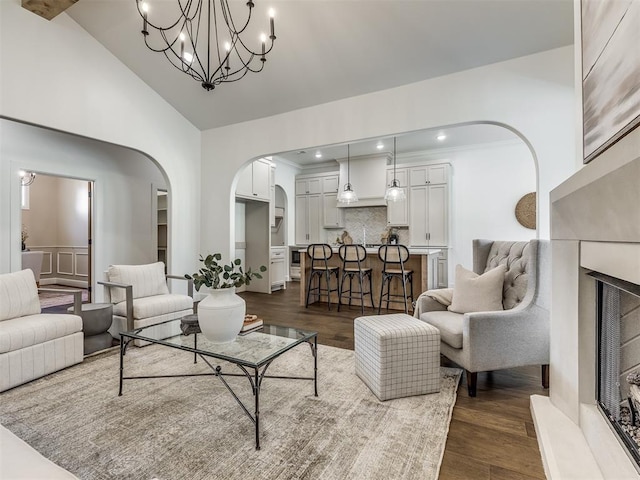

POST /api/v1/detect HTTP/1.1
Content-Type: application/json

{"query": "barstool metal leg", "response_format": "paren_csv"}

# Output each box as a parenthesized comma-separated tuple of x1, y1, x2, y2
(305, 270, 314, 308)
(367, 272, 374, 311)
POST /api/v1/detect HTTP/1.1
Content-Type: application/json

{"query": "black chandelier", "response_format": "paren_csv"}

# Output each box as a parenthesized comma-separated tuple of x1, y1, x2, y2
(136, 0, 276, 91)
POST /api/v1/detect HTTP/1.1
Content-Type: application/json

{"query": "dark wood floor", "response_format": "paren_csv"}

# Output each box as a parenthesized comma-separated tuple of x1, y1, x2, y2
(241, 282, 548, 480)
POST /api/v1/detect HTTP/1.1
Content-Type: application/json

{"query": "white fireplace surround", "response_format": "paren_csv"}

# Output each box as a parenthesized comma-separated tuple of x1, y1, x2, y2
(532, 126, 640, 479)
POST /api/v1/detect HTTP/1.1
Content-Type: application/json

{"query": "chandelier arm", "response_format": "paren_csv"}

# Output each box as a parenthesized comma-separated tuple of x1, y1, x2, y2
(137, 0, 199, 33)
(162, 49, 207, 83)
(209, 63, 251, 86)
(233, 34, 275, 57)
(158, 29, 203, 77)
(220, 0, 253, 37)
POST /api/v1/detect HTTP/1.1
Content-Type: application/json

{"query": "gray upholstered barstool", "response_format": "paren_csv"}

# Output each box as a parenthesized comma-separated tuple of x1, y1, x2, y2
(378, 244, 414, 314)
(305, 244, 340, 310)
(337, 244, 374, 314)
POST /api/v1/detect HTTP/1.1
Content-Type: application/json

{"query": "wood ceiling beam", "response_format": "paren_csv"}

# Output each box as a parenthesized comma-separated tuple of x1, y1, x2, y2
(22, 0, 79, 21)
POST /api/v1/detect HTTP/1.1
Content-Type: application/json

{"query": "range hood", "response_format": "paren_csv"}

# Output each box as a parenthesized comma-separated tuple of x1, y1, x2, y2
(337, 153, 391, 207)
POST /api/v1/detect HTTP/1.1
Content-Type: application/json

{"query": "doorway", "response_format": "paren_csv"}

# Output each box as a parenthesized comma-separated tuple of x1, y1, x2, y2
(21, 173, 92, 307)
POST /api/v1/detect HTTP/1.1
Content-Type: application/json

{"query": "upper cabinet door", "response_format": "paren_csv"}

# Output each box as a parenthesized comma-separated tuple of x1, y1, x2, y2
(252, 159, 271, 200)
(296, 177, 322, 195)
(236, 163, 254, 197)
(409, 164, 449, 185)
(409, 167, 429, 186)
(427, 164, 448, 185)
(322, 175, 339, 193)
(387, 168, 408, 188)
(236, 159, 270, 201)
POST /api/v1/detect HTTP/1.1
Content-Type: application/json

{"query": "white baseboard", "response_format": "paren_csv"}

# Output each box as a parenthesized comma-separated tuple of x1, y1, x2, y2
(40, 278, 88, 288)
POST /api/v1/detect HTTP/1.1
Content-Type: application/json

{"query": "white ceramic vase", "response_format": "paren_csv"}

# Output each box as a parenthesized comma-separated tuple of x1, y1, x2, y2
(197, 287, 246, 344)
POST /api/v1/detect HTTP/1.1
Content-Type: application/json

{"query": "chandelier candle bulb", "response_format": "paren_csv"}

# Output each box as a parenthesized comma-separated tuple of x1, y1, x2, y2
(269, 8, 275, 39)
(141, 2, 148, 35)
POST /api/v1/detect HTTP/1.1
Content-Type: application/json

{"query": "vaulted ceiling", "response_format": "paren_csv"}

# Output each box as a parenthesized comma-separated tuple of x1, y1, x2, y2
(64, 0, 574, 132)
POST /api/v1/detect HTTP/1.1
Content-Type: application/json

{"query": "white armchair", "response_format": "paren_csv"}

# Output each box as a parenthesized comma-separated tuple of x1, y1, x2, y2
(414, 239, 550, 397)
(98, 262, 193, 346)
(0, 269, 83, 392)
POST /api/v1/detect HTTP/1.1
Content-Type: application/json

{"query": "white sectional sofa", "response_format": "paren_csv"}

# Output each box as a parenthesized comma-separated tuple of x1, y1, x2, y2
(0, 269, 84, 392)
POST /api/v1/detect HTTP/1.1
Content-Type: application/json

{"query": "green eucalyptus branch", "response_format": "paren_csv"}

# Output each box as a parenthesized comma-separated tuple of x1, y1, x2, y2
(185, 253, 267, 291)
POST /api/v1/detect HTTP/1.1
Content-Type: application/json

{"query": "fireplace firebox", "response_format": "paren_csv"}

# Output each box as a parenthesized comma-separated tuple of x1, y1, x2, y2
(594, 271, 640, 471)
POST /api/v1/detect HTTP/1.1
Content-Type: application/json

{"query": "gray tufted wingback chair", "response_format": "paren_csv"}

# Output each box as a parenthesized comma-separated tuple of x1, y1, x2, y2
(414, 239, 550, 396)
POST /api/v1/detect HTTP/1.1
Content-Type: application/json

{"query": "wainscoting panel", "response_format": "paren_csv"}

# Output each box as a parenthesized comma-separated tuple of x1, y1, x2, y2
(33, 246, 89, 288)
(41, 251, 53, 275)
(75, 252, 88, 277)
(57, 252, 74, 275)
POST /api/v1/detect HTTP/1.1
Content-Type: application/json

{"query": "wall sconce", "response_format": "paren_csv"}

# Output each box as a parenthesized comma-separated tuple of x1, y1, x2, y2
(19, 170, 36, 186)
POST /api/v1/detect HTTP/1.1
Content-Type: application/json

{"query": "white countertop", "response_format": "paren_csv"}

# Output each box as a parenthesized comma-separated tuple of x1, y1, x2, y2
(296, 245, 443, 256)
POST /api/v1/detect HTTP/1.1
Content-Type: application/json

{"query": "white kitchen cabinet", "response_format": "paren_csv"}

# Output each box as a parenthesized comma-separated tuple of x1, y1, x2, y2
(236, 159, 271, 201)
(322, 175, 339, 194)
(295, 178, 322, 196)
(437, 250, 448, 288)
(270, 246, 286, 291)
(322, 192, 344, 228)
(386, 168, 409, 226)
(409, 184, 448, 247)
(295, 194, 322, 245)
(410, 164, 449, 186)
(270, 164, 276, 227)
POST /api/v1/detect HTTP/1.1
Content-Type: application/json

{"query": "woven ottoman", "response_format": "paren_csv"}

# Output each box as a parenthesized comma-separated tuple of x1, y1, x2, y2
(354, 313, 440, 401)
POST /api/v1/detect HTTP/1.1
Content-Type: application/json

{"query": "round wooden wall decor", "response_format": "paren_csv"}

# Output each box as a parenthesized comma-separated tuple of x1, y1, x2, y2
(515, 192, 536, 230)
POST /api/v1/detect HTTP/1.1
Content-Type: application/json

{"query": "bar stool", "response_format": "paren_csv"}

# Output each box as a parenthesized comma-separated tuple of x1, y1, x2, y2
(378, 244, 414, 314)
(305, 244, 340, 310)
(337, 244, 374, 314)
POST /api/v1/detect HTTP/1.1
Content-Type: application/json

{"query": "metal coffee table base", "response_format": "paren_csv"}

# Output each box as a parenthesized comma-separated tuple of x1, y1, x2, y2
(118, 334, 318, 450)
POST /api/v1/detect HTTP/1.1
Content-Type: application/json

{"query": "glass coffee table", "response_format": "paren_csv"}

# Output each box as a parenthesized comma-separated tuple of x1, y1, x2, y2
(119, 319, 318, 449)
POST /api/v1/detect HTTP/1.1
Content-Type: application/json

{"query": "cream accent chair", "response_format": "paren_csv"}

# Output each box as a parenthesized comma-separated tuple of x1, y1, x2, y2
(99, 262, 193, 346)
(0, 269, 83, 392)
(414, 239, 550, 397)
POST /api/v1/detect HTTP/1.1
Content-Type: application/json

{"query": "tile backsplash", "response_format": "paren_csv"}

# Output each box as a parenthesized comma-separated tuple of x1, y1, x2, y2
(326, 207, 408, 245)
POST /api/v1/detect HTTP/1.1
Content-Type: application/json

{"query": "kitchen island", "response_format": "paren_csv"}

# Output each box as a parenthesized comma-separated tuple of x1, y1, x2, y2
(299, 246, 443, 311)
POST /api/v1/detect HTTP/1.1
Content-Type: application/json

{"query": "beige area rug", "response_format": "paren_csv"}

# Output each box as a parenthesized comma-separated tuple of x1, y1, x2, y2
(0, 343, 461, 480)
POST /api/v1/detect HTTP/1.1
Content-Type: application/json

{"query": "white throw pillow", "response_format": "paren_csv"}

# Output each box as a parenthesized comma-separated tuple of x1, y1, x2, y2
(448, 264, 506, 314)
(107, 262, 169, 304)
(0, 269, 41, 321)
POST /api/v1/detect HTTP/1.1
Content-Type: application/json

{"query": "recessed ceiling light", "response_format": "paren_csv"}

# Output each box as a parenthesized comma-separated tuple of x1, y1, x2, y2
(436, 134, 447, 141)
(315, 152, 322, 158)
(376, 143, 384, 150)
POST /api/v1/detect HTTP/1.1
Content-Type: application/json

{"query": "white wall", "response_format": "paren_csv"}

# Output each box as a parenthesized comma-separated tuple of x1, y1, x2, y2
(201, 46, 576, 261)
(3, 121, 169, 299)
(446, 140, 537, 282)
(0, 2, 200, 284)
